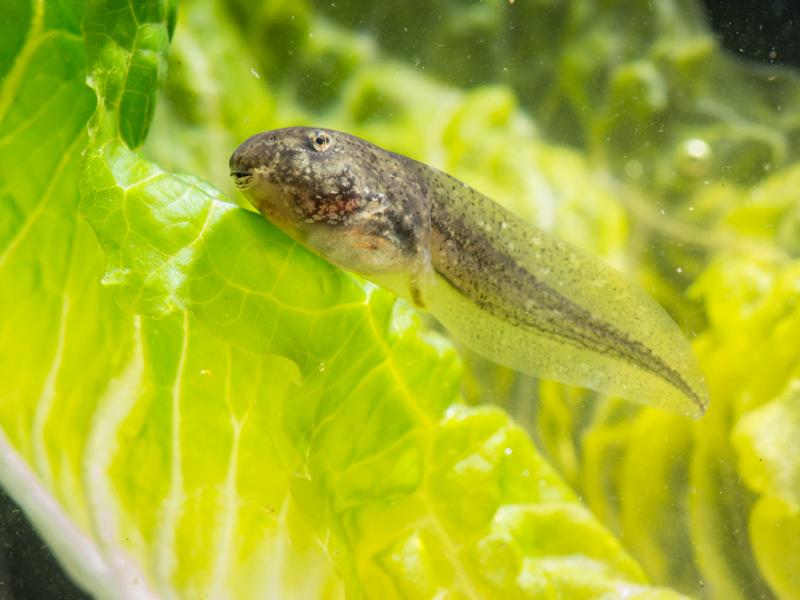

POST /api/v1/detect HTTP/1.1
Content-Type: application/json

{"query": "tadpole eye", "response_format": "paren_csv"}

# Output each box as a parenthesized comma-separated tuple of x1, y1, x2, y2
(310, 130, 331, 152)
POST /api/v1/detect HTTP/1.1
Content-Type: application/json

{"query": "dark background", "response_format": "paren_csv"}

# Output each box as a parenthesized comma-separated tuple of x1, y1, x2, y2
(704, 0, 800, 67)
(0, 489, 90, 600)
(2, 1, 799, 598)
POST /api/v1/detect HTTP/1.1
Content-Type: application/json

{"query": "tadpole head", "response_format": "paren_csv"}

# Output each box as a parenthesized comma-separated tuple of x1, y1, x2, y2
(229, 127, 353, 202)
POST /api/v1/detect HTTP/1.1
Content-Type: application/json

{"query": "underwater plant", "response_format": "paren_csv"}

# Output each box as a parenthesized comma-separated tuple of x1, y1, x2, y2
(1, 0, 799, 598)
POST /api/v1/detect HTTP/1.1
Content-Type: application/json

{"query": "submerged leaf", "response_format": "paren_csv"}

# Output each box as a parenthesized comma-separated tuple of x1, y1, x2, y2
(75, 0, 698, 597)
(3, 0, 800, 598)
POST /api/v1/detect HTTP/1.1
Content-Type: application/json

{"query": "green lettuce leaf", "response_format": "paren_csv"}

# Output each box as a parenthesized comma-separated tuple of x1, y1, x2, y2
(4, 0, 800, 598)
(1, 1, 340, 597)
(1, 0, 691, 598)
(734, 381, 800, 600)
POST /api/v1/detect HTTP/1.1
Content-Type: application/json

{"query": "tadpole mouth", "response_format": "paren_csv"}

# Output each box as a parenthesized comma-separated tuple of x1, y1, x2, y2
(230, 170, 254, 189)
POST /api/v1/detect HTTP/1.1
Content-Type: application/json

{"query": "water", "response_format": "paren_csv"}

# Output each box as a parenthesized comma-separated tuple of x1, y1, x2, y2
(141, 1, 800, 597)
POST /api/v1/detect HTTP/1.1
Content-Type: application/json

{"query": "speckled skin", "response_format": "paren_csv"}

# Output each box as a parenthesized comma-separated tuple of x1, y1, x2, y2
(230, 127, 709, 416)
(230, 127, 430, 304)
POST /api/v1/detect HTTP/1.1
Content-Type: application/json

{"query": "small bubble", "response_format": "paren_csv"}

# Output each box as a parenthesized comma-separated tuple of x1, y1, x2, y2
(676, 267, 683, 274)
(318, 362, 327, 372)
(675, 138, 712, 178)
(504, 447, 513, 456)
(624, 160, 643, 179)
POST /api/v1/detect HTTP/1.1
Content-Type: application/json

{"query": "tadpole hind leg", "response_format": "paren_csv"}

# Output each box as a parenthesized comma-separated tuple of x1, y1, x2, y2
(409, 259, 435, 309)
(410, 274, 426, 308)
